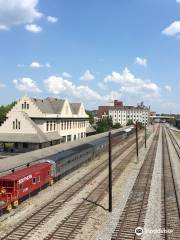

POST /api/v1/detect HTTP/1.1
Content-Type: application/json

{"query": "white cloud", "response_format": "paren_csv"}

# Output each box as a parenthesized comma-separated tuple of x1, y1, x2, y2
(0, 0, 42, 30)
(62, 72, 72, 78)
(25, 24, 42, 33)
(44, 76, 102, 100)
(30, 62, 42, 68)
(47, 16, 58, 23)
(104, 68, 160, 99)
(30, 61, 51, 68)
(135, 57, 147, 66)
(45, 63, 51, 68)
(164, 85, 172, 92)
(0, 25, 9, 31)
(13, 77, 41, 93)
(80, 70, 95, 81)
(162, 21, 180, 37)
(176, 0, 180, 3)
(104, 91, 122, 102)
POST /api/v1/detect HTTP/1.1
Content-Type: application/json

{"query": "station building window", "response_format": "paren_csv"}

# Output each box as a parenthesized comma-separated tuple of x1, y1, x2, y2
(23, 143, 28, 148)
(50, 121, 52, 131)
(13, 119, 21, 130)
(46, 121, 49, 131)
(67, 135, 71, 142)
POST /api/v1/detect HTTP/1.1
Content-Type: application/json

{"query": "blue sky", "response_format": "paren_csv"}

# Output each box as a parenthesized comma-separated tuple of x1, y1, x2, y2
(0, 0, 180, 113)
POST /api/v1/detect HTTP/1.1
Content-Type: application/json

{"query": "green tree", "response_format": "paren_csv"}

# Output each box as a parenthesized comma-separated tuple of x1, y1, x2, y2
(107, 116, 113, 128)
(0, 101, 16, 124)
(112, 123, 122, 129)
(126, 119, 134, 126)
(96, 117, 113, 133)
(86, 111, 94, 125)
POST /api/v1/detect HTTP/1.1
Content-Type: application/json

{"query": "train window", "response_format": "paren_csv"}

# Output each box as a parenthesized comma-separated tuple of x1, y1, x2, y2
(48, 171, 50, 176)
(19, 183, 23, 189)
(36, 176, 40, 183)
(32, 178, 36, 184)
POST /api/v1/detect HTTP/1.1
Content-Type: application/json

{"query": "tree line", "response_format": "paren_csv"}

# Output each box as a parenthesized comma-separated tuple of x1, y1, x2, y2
(0, 101, 16, 125)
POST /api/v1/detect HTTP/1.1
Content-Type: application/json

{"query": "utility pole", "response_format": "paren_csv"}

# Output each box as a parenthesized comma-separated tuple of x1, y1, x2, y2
(136, 122, 139, 163)
(145, 123, 147, 148)
(108, 131, 112, 212)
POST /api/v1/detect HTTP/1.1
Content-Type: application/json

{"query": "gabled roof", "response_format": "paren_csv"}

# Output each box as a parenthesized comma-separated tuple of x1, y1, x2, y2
(69, 103, 81, 115)
(31, 97, 65, 114)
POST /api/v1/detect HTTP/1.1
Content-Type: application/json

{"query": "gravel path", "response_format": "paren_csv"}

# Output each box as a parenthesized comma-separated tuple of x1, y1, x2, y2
(23, 135, 143, 240)
(73, 125, 155, 240)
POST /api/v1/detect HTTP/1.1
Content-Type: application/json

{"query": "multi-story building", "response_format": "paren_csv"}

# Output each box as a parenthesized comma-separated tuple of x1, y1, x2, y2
(97, 100, 123, 119)
(109, 106, 150, 126)
(0, 96, 89, 152)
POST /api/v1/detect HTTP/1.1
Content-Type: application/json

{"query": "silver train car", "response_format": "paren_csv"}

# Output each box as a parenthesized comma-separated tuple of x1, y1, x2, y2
(41, 127, 134, 179)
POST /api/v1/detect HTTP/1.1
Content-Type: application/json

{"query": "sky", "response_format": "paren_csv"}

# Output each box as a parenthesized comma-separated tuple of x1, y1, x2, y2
(0, 0, 180, 113)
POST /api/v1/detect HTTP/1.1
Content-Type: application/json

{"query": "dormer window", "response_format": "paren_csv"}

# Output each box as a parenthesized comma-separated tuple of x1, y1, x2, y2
(22, 101, 29, 110)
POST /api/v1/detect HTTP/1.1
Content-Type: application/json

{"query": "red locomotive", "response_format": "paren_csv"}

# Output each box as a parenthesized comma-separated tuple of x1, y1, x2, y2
(0, 163, 53, 212)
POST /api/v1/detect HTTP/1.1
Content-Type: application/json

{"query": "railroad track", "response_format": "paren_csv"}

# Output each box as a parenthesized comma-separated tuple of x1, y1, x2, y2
(111, 127, 160, 240)
(1, 133, 143, 240)
(166, 127, 180, 159)
(161, 128, 180, 239)
(43, 136, 145, 240)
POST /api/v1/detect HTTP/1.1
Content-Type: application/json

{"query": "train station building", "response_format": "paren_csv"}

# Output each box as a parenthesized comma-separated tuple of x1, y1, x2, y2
(0, 96, 90, 152)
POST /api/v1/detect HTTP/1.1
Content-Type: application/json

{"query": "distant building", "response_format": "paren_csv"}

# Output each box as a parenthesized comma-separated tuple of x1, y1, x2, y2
(150, 111, 156, 116)
(0, 96, 89, 152)
(109, 105, 150, 126)
(97, 100, 123, 119)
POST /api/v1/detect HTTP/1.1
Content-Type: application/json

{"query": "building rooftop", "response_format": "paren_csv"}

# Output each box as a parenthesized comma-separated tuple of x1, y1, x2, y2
(31, 97, 82, 115)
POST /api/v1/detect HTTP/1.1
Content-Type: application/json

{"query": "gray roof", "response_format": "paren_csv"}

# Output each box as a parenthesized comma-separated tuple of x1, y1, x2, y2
(69, 103, 81, 115)
(32, 97, 65, 114)
(86, 125, 96, 133)
(0, 132, 62, 143)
